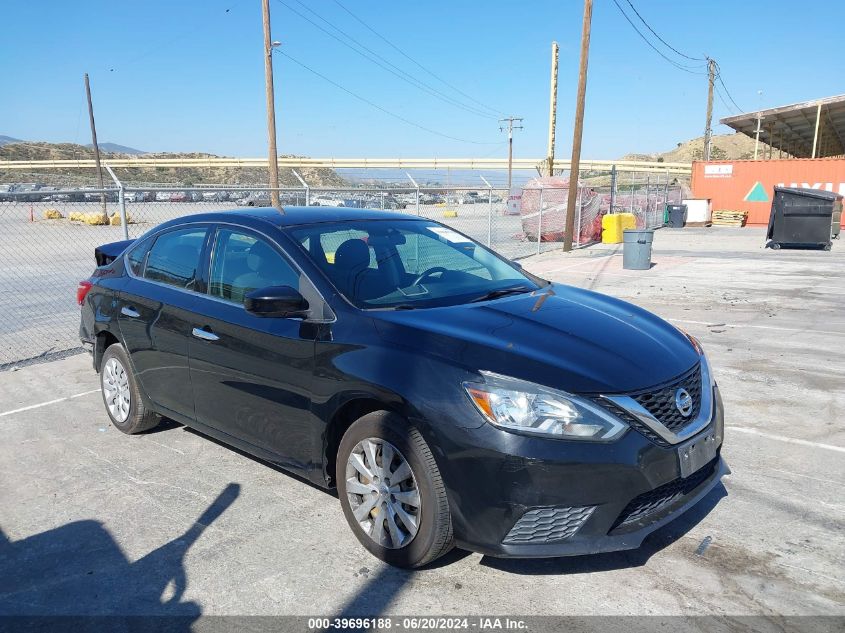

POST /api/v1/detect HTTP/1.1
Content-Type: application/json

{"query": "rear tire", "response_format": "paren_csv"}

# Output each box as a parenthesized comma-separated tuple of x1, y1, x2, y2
(100, 343, 160, 434)
(337, 411, 454, 568)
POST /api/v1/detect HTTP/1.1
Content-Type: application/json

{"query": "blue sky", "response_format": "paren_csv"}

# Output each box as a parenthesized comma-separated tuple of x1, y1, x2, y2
(1, 0, 842, 159)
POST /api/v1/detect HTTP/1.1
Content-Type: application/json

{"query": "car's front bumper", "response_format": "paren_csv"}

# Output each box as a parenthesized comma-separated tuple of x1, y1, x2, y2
(425, 386, 728, 558)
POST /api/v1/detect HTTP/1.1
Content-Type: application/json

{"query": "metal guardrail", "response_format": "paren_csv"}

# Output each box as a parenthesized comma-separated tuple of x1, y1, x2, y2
(0, 156, 693, 174)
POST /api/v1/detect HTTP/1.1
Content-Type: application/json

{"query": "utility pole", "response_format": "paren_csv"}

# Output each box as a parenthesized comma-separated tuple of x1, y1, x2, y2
(703, 58, 715, 161)
(546, 42, 559, 177)
(563, 0, 593, 253)
(499, 116, 523, 193)
(84, 73, 107, 219)
(262, 0, 281, 209)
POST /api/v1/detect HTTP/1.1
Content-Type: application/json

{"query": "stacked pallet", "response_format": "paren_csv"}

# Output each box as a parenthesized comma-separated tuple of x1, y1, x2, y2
(712, 210, 748, 227)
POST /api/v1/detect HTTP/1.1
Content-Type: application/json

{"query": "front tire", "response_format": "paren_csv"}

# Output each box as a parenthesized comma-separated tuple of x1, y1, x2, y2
(337, 411, 454, 568)
(100, 343, 160, 434)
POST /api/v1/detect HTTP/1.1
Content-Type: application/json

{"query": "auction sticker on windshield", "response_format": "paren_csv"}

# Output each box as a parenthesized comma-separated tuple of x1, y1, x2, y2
(428, 226, 469, 243)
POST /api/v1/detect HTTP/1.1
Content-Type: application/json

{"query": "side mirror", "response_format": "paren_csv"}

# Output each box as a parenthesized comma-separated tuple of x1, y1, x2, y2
(244, 285, 309, 318)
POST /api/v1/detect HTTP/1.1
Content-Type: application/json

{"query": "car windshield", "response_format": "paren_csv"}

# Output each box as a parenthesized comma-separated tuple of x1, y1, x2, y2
(289, 219, 543, 309)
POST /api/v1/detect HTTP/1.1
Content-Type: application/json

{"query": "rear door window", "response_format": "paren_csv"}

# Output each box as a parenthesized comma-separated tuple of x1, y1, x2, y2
(126, 237, 154, 276)
(144, 228, 207, 290)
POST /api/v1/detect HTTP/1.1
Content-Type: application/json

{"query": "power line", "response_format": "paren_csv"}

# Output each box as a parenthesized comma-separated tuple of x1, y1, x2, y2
(274, 0, 497, 120)
(330, 0, 503, 117)
(623, 0, 704, 61)
(714, 85, 737, 115)
(610, 0, 706, 75)
(498, 116, 523, 192)
(275, 50, 502, 146)
(286, 0, 499, 120)
(103, 1, 237, 73)
(614, 3, 747, 117)
(714, 62, 745, 112)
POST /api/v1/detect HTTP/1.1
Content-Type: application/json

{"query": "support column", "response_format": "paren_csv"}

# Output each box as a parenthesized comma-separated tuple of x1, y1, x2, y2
(812, 103, 822, 158)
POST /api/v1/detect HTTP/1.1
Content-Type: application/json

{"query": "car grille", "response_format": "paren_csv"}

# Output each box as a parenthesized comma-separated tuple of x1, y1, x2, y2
(503, 506, 595, 544)
(632, 363, 702, 433)
(592, 363, 704, 445)
(590, 398, 672, 447)
(612, 457, 718, 530)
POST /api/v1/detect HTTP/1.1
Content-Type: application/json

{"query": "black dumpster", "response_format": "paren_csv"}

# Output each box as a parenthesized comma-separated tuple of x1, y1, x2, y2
(666, 204, 687, 228)
(767, 187, 843, 250)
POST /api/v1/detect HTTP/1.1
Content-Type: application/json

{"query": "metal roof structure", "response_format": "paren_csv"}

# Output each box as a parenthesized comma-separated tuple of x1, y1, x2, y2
(720, 94, 845, 159)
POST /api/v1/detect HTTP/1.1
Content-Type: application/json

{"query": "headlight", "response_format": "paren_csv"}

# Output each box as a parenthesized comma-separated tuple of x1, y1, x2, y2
(674, 326, 714, 386)
(463, 371, 627, 441)
(675, 325, 703, 355)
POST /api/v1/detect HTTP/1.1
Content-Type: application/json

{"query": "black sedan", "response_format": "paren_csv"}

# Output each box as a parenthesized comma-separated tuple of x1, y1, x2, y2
(78, 207, 727, 568)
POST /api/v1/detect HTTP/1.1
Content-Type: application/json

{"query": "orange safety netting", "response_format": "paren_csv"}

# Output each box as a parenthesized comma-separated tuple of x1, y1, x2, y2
(519, 177, 603, 243)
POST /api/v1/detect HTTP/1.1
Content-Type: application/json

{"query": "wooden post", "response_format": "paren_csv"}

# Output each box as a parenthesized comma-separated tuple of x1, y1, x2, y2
(499, 116, 523, 194)
(563, 0, 593, 253)
(262, 0, 281, 209)
(546, 42, 559, 177)
(84, 73, 107, 219)
(703, 59, 715, 161)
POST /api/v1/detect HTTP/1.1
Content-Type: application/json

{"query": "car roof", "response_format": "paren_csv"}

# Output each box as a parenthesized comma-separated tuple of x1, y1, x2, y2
(158, 206, 420, 231)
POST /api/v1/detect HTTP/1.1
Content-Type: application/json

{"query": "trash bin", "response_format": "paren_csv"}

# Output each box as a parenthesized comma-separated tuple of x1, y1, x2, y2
(623, 229, 654, 270)
(767, 187, 843, 250)
(666, 204, 687, 228)
(831, 200, 842, 240)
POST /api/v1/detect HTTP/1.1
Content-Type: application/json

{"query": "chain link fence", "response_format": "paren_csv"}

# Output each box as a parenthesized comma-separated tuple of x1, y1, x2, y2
(0, 175, 684, 368)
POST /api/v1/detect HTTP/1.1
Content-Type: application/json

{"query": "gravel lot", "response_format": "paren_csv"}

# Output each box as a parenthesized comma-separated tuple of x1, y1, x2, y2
(0, 227, 842, 625)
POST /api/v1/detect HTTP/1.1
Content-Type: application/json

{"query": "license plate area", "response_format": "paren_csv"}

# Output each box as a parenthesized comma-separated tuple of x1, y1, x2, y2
(678, 430, 719, 478)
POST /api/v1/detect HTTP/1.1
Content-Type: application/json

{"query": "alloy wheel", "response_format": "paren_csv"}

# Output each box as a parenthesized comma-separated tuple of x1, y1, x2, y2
(345, 438, 421, 549)
(102, 357, 131, 423)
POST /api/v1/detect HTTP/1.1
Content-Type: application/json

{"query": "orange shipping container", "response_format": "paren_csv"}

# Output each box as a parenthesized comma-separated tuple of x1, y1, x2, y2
(690, 158, 845, 226)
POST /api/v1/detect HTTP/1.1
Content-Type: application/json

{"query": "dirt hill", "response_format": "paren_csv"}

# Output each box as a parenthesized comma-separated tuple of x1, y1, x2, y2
(0, 141, 346, 188)
(625, 132, 777, 163)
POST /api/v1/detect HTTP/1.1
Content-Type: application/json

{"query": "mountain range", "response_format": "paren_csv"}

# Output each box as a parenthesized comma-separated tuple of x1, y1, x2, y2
(0, 135, 145, 154)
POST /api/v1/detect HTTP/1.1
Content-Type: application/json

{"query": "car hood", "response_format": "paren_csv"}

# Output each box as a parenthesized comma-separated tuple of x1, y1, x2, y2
(371, 283, 700, 394)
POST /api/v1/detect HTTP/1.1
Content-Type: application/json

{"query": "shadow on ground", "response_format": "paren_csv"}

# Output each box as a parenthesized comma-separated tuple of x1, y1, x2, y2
(320, 486, 727, 619)
(0, 482, 240, 621)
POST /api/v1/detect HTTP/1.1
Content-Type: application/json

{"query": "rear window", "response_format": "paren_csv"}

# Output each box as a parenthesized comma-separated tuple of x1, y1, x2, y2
(126, 237, 154, 276)
(144, 228, 207, 290)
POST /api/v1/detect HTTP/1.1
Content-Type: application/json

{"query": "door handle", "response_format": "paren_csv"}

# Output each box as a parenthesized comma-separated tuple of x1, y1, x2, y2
(121, 306, 141, 318)
(192, 327, 220, 342)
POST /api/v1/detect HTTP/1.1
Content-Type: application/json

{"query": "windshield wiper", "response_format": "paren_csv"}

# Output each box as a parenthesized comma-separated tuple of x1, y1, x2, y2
(469, 285, 533, 303)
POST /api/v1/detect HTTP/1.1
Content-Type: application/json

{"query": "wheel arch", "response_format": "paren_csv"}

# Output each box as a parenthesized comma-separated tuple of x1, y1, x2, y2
(322, 395, 413, 488)
(95, 328, 158, 416)
(94, 330, 120, 372)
